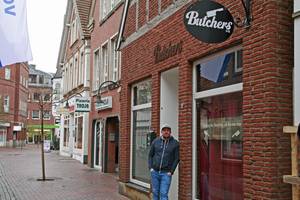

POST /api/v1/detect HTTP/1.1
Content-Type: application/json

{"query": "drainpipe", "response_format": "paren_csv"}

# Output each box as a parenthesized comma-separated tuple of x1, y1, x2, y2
(294, 0, 300, 125)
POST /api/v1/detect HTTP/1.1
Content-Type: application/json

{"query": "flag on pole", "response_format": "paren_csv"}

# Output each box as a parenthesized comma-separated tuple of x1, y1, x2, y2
(0, 0, 33, 67)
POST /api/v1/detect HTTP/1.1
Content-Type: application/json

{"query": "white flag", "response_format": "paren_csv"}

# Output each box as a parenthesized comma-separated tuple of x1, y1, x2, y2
(0, 0, 33, 67)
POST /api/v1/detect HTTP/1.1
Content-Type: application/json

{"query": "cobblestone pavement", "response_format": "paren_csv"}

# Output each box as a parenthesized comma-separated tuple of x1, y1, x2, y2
(0, 145, 129, 200)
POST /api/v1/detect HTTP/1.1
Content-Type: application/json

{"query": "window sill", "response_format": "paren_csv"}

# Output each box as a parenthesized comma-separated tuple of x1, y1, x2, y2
(125, 182, 150, 195)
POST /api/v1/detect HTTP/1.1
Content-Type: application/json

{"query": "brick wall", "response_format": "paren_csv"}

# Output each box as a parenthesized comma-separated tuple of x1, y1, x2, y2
(119, 0, 293, 199)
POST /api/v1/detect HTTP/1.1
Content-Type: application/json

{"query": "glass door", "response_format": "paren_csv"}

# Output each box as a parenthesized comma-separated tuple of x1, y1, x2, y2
(94, 121, 102, 169)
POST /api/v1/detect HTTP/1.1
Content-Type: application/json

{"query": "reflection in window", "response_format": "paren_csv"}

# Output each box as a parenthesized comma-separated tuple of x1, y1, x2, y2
(132, 108, 151, 183)
(133, 81, 152, 106)
(131, 80, 152, 184)
(197, 50, 242, 92)
(196, 92, 243, 200)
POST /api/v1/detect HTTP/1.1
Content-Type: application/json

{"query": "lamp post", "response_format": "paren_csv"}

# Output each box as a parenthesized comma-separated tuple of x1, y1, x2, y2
(96, 80, 120, 103)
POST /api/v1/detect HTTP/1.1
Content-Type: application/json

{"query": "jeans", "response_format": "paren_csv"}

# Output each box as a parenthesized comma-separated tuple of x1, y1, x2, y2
(151, 170, 172, 200)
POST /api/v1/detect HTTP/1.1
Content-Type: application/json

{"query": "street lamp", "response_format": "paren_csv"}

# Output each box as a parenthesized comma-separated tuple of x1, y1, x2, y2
(64, 93, 83, 109)
(96, 80, 120, 103)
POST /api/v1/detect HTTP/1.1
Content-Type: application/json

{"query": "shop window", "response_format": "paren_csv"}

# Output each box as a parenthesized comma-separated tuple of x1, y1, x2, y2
(64, 117, 69, 147)
(196, 50, 242, 92)
(74, 115, 83, 149)
(131, 80, 152, 186)
(194, 48, 243, 200)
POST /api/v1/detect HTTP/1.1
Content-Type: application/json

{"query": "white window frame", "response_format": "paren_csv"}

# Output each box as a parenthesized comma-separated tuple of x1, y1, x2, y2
(110, 33, 121, 82)
(32, 110, 40, 120)
(130, 80, 152, 188)
(93, 48, 101, 91)
(5, 68, 11, 80)
(100, 0, 122, 20)
(43, 110, 51, 120)
(101, 42, 109, 83)
(192, 46, 243, 199)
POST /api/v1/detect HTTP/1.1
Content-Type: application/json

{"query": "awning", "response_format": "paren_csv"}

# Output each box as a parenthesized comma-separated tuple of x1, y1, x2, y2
(27, 124, 60, 129)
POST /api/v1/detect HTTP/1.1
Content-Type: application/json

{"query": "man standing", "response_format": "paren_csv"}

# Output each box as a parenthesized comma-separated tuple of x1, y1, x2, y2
(148, 124, 180, 200)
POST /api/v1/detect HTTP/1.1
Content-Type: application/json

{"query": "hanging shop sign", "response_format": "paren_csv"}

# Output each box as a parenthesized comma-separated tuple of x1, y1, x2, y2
(69, 97, 91, 112)
(154, 41, 183, 63)
(95, 96, 112, 110)
(183, 0, 234, 43)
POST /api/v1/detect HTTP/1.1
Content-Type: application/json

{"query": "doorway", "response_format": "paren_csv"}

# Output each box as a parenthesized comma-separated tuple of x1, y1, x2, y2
(104, 117, 119, 173)
(160, 67, 179, 200)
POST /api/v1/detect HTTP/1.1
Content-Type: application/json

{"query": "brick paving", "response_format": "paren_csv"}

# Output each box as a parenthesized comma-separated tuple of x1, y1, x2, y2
(0, 145, 129, 200)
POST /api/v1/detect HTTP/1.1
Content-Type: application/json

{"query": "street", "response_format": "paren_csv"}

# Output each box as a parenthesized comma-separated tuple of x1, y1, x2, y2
(0, 145, 128, 200)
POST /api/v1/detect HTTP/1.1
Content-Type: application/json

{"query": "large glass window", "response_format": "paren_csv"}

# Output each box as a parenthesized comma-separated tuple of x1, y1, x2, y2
(131, 80, 152, 185)
(74, 115, 83, 149)
(64, 117, 69, 147)
(195, 48, 243, 200)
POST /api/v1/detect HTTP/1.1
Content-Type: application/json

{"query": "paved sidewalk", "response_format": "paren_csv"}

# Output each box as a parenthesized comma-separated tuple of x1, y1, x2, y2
(0, 145, 128, 200)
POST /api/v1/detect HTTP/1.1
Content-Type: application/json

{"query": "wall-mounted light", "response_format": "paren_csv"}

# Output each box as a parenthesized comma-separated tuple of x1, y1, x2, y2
(64, 93, 83, 109)
(96, 81, 120, 104)
(234, 0, 252, 28)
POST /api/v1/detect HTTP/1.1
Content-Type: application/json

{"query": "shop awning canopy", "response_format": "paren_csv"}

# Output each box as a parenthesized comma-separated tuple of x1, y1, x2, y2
(27, 124, 60, 129)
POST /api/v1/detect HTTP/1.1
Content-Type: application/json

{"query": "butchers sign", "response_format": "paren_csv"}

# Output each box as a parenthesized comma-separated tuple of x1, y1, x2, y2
(184, 0, 234, 43)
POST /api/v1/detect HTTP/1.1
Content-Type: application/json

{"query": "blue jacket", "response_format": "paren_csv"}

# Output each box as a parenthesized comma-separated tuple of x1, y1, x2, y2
(148, 136, 179, 174)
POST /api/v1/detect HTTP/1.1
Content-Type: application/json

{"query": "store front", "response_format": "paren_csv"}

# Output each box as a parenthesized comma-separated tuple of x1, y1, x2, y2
(193, 48, 243, 199)
(0, 129, 7, 147)
(118, 0, 293, 199)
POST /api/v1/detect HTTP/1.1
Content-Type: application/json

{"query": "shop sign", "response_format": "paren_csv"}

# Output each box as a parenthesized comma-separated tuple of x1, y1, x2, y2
(70, 97, 91, 112)
(154, 41, 183, 63)
(183, 0, 234, 43)
(13, 126, 22, 131)
(0, 122, 10, 127)
(56, 107, 69, 115)
(95, 96, 112, 110)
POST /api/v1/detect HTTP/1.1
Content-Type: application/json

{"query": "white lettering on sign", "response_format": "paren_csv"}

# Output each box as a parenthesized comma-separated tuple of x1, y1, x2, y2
(3, 0, 16, 16)
(185, 10, 233, 33)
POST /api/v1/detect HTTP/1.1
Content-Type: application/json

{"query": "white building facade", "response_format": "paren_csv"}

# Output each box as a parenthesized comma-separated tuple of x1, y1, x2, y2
(56, 0, 92, 163)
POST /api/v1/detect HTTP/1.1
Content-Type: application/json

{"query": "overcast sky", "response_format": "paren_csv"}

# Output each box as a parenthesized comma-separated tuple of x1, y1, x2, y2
(27, 0, 67, 74)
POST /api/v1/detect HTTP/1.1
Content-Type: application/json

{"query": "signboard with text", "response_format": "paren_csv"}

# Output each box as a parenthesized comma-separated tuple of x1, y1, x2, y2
(183, 0, 234, 43)
(95, 96, 113, 110)
(70, 97, 91, 112)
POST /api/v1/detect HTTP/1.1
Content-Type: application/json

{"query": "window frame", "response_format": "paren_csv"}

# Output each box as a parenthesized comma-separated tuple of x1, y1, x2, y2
(5, 68, 11, 80)
(32, 110, 40, 120)
(130, 79, 152, 188)
(192, 46, 243, 199)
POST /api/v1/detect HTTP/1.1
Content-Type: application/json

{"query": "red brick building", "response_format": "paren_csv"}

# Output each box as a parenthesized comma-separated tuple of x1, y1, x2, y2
(117, 0, 293, 199)
(0, 63, 29, 147)
(27, 64, 54, 143)
(87, 0, 123, 173)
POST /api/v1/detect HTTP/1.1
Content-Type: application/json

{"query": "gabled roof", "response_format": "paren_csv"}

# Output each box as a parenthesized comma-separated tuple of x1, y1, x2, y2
(75, 0, 92, 38)
(56, 0, 92, 70)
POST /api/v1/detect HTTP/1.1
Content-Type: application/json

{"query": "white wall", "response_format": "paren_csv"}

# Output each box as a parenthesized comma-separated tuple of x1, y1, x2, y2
(160, 67, 179, 200)
(294, 0, 300, 125)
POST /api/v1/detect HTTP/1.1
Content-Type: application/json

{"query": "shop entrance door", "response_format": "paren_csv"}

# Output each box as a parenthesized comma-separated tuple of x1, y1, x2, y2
(105, 117, 119, 173)
(160, 67, 179, 200)
(0, 129, 7, 147)
(94, 121, 103, 170)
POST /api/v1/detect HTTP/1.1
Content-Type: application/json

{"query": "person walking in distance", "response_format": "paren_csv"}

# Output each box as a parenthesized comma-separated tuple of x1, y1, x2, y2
(148, 124, 180, 200)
